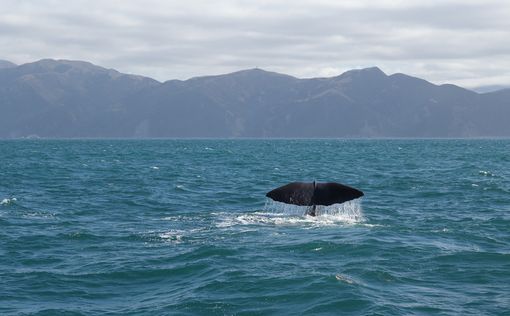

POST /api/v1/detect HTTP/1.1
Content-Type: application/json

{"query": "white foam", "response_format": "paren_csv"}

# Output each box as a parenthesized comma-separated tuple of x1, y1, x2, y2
(335, 274, 356, 284)
(156, 227, 205, 244)
(21, 211, 56, 219)
(431, 240, 481, 253)
(159, 230, 184, 243)
(1, 197, 17, 205)
(479, 170, 494, 176)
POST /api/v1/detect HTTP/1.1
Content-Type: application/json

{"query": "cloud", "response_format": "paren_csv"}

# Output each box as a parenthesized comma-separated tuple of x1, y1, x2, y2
(0, 0, 509, 88)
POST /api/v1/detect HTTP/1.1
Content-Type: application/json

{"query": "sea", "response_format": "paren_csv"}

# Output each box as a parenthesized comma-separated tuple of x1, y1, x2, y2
(1, 139, 509, 315)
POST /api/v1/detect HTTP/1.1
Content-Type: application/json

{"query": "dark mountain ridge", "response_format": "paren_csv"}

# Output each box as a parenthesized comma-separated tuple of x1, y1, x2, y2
(0, 59, 508, 138)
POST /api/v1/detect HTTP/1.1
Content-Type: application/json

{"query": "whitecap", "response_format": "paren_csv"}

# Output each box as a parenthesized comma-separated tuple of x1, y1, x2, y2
(159, 230, 184, 243)
(335, 274, 356, 284)
(1, 197, 17, 205)
(431, 240, 480, 253)
(21, 210, 56, 220)
(156, 227, 205, 244)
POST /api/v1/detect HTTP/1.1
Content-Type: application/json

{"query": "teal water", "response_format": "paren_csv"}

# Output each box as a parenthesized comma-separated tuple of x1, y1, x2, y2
(1, 139, 509, 315)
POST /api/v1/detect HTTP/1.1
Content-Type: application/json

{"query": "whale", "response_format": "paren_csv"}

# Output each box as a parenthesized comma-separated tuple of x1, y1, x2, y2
(266, 181, 364, 216)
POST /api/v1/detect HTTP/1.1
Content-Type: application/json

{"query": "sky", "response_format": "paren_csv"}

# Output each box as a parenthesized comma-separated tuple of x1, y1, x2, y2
(1, 0, 509, 88)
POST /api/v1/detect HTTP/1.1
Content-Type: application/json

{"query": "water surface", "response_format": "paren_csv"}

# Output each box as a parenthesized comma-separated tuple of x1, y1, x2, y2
(1, 139, 509, 315)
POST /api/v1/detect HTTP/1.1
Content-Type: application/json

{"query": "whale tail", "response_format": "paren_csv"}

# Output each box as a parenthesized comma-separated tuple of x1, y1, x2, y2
(266, 181, 363, 216)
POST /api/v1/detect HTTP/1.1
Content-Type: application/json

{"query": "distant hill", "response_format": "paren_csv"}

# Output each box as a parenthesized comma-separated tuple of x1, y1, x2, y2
(0, 60, 16, 69)
(1, 59, 509, 138)
(471, 85, 510, 94)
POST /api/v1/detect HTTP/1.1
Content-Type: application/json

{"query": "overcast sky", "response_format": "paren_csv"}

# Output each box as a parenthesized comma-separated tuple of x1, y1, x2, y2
(1, 0, 509, 88)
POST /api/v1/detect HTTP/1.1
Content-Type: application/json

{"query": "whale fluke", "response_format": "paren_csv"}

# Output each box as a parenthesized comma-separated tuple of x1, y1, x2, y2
(266, 181, 363, 216)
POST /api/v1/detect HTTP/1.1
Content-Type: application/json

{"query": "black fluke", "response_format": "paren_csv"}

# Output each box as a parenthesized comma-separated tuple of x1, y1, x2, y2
(266, 181, 363, 216)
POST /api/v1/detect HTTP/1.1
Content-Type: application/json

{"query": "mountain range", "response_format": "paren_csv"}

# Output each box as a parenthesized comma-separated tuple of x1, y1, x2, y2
(1, 59, 509, 138)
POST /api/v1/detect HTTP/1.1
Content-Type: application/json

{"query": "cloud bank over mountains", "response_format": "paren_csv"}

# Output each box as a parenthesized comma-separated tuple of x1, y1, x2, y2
(1, 0, 509, 88)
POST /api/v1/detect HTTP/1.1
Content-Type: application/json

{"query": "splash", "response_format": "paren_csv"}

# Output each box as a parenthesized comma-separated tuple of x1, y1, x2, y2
(264, 198, 365, 223)
(215, 199, 365, 228)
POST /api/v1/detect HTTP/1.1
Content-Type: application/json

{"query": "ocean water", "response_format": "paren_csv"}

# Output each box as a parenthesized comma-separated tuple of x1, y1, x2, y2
(1, 139, 509, 315)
